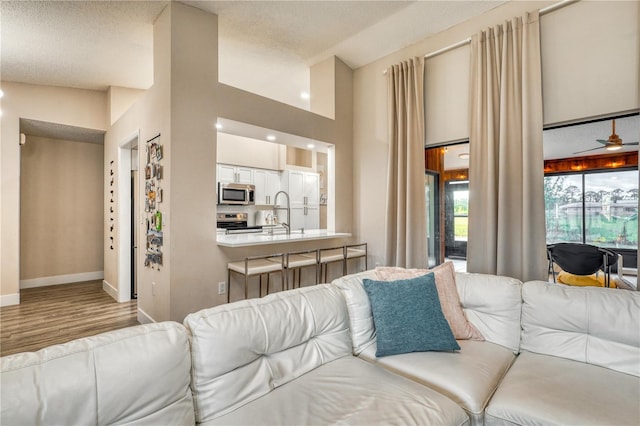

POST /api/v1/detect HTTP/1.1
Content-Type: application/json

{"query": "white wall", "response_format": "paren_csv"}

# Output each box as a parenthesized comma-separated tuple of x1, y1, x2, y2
(353, 1, 639, 268)
(0, 81, 107, 306)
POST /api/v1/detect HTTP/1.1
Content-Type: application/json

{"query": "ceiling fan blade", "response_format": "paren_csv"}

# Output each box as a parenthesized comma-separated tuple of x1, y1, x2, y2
(621, 142, 639, 146)
(596, 139, 609, 145)
(573, 146, 606, 154)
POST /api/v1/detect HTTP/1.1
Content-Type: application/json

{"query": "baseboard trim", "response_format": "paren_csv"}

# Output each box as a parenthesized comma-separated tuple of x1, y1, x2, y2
(20, 271, 105, 289)
(137, 308, 155, 324)
(102, 280, 118, 301)
(0, 293, 20, 307)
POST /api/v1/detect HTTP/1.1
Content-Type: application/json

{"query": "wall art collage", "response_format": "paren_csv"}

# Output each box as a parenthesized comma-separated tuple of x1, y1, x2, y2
(144, 134, 164, 269)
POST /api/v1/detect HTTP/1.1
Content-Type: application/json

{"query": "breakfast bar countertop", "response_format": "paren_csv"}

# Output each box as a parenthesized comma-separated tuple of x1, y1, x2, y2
(216, 229, 351, 247)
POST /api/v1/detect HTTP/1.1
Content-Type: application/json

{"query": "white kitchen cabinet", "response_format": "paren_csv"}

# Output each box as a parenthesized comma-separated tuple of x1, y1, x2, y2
(217, 164, 252, 184)
(253, 169, 281, 205)
(280, 170, 319, 229)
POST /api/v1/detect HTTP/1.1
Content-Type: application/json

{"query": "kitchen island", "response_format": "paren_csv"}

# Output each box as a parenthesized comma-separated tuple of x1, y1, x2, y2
(217, 229, 351, 248)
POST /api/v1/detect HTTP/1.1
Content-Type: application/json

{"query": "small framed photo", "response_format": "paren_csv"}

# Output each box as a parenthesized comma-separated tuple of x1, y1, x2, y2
(155, 145, 163, 161)
(150, 144, 157, 159)
(157, 188, 163, 203)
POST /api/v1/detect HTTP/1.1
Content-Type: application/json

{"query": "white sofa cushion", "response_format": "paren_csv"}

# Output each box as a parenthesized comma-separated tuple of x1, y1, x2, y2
(521, 280, 640, 377)
(184, 284, 353, 423)
(331, 269, 379, 354)
(485, 351, 640, 426)
(201, 356, 470, 426)
(0, 322, 194, 425)
(333, 270, 523, 354)
(455, 272, 523, 353)
(359, 339, 515, 425)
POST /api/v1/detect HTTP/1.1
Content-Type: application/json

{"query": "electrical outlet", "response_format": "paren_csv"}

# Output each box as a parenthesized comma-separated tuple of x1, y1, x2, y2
(218, 281, 226, 295)
(152, 281, 156, 296)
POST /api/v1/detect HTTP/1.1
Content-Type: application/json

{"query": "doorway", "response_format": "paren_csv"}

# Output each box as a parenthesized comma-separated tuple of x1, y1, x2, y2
(118, 131, 140, 301)
(445, 181, 469, 259)
(425, 171, 440, 268)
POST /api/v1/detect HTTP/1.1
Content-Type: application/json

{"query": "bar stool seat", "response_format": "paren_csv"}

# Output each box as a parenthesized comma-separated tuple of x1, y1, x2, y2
(227, 254, 284, 302)
(281, 250, 319, 289)
(314, 246, 346, 283)
(345, 243, 368, 275)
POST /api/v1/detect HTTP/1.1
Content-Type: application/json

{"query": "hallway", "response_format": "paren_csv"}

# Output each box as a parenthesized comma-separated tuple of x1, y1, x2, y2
(0, 281, 138, 357)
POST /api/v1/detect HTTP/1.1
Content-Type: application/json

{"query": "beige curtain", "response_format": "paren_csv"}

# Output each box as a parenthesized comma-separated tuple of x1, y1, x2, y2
(385, 57, 427, 268)
(467, 12, 547, 282)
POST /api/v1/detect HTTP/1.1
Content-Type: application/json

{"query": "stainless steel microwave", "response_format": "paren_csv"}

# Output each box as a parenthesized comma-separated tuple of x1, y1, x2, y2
(217, 182, 255, 205)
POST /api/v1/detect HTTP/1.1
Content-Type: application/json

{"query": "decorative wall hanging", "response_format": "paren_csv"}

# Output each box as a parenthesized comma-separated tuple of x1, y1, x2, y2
(144, 134, 164, 269)
(108, 160, 115, 250)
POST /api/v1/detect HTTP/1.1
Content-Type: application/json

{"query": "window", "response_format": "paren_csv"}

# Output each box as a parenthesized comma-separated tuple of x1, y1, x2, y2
(544, 169, 638, 249)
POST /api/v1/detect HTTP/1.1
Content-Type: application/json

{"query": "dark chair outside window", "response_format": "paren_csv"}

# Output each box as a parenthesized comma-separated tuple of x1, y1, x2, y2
(547, 243, 618, 288)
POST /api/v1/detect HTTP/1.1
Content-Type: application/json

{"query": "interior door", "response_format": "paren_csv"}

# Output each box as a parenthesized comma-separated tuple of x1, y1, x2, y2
(445, 181, 468, 259)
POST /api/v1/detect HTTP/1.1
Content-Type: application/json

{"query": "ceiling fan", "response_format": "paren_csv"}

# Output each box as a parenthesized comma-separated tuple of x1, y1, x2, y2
(573, 119, 639, 154)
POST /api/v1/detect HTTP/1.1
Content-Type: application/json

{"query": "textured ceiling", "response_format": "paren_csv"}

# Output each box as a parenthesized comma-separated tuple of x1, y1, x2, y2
(1, 0, 505, 94)
(1, 1, 166, 91)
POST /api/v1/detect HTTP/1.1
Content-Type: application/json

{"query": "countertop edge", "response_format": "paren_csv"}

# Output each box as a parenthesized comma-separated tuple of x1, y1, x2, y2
(217, 231, 352, 247)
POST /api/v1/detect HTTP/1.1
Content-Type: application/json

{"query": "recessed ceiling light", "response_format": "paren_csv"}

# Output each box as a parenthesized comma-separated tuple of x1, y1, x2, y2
(307, 143, 315, 149)
(300, 92, 310, 100)
(458, 153, 470, 159)
(0, 89, 4, 98)
(215, 123, 223, 130)
(266, 135, 276, 141)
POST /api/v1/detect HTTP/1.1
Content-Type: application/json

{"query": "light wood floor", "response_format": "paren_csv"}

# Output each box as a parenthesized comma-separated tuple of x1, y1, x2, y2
(0, 280, 138, 357)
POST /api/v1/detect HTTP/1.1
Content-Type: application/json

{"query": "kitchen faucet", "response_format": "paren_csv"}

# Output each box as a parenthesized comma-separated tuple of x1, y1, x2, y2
(273, 191, 291, 235)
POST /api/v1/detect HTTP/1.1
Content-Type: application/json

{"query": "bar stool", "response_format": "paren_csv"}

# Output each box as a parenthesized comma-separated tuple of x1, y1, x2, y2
(282, 249, 319, 290)
(345, 243, 368, 275)
(227, 253, 285, 302)
(316, 246, 347, 283)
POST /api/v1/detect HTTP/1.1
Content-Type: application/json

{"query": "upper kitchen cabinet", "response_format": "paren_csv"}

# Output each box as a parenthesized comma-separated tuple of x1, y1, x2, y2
(253, 169, 281, 205)
(281, 170, 319, 230)
(218, 164, 253, 184)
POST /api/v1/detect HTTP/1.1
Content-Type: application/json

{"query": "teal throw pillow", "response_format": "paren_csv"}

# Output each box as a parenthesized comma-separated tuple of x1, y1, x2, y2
(363, 273, 460, 357)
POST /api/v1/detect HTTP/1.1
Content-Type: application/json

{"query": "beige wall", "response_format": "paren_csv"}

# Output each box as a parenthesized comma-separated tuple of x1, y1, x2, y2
(217, 133, 285, 170)
(20, 136, 104, 282)
(108, 86, 146, 125)
(104, 4, 354, 322)
(0, 81, 108, 306)
(353, 1, 639, 267)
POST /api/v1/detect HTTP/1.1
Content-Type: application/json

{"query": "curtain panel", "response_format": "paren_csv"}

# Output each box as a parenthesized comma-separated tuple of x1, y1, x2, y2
(385, 57, 427, 268)
(467, 12, 547, 282)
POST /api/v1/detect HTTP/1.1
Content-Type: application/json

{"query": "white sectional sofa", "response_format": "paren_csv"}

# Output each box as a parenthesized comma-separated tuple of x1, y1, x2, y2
(2, 270, 639, 425)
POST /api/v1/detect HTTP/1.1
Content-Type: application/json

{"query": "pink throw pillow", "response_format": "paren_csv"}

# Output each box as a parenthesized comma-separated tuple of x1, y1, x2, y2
(375, 262, 484, 341)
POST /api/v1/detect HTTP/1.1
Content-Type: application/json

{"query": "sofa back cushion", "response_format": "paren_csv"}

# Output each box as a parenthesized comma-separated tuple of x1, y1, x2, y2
(332, 270, 380, 354)
(334, 270, 523, 354)
(455, 272, 523, 353)
(184, 284, 352, 423)
(1, 322, 194, 425)
(521, 280, 640, 377)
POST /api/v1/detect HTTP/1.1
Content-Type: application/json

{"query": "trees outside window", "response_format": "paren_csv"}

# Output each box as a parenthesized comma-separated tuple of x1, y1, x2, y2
(544, 169, 638, 249)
